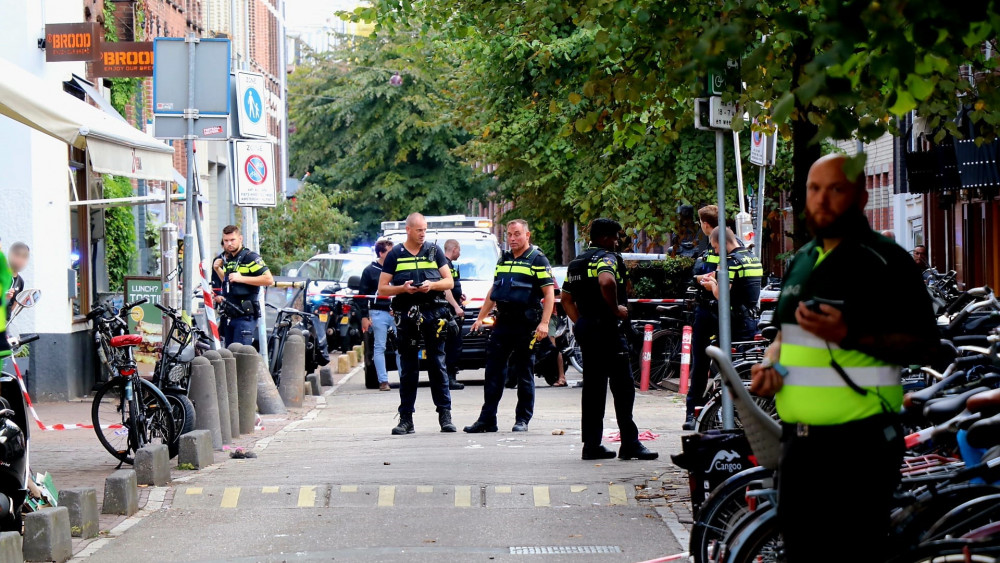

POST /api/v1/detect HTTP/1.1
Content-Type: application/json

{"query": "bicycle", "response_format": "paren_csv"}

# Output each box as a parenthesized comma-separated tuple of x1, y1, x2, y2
(88, 300, 177, 465)
(151, 303, 214, 448)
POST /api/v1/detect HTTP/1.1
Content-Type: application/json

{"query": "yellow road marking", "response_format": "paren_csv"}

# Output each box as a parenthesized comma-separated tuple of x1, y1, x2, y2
(533, 486, 550, 507)
(185, 487, 203, 495)
(378, 486, 395, 507)
(220, 487, 241, 508)
(571, 485, 587, 493)
(341, 485, 358, 493)
(609, 485, 627, 505)
(261, 486, 279, 494)
(417, 486, 433, 493)
(494, 486, 511, 494)
(298, 486, 317, 507)
(455, 486, 472, 508)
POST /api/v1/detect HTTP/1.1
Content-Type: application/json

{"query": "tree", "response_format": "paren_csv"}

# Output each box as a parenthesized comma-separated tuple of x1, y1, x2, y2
(102, 175, 137, 292)
(288, 34, 494, 241)
(257, 185, 356, 272)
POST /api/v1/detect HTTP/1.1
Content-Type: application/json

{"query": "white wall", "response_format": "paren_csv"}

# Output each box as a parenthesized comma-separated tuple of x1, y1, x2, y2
(0, 0, 86, 336)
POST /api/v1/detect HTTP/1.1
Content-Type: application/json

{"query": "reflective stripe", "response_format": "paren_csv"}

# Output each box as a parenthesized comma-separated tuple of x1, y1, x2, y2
(396, 260, 439, 272)
(706, 254, 720, 263)
(496, 265, 534, 275)
(783, 365, 900, 387)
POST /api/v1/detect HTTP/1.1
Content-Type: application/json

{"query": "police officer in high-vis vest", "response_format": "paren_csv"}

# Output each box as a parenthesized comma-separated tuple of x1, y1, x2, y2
(684, 204, 723, 429)
(378, 213, 457, 435)
(750, 154, 941, 563)
(464, 220, 555, 434)
(699, 227, 762, 338)
(213, 225, 274, 346)
(561, 218, 657, 461)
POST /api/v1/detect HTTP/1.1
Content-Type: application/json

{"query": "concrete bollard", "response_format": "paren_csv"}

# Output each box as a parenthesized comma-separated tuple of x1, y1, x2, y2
(235, 349, 260, 434)
(189, 357, 223, 450)
(304, 382, 311, 398)
(227, 342, 245, 354)
(102, 469, 138, 516)
(289, 328, 303, 337)
(204, 351, 232, 445)
(306, 373, 321, 396)
(219, 348, 240, 438)
(0, 532, 22, 562)
(135, 444, 171, 486)
(257, 358, 287, 415)
(22, 507, 71, 563)
(348, 350, 358, 367)
(319, 366, 334, 387)
(57, 488, 98, 539)
(277, 335, 307, 408)
(337, 354, 351, 373)
(353, 344, 364, 360)
(178, 430, 214, 469)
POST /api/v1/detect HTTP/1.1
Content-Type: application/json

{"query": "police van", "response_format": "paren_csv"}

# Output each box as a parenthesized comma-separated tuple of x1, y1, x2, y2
(371, 216, 502, 383)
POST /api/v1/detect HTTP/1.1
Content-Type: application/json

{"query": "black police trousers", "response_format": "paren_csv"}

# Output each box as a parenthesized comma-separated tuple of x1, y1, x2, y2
(777, 414, 903, 563)
(477, 319, 535, 424)
(575, 317, 639, 448)
(687, 305, 757, 413)
(396, 308, 451, 414)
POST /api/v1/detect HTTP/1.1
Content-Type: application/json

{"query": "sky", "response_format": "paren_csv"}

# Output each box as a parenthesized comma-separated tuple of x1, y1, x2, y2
(285, 0, 364, 33)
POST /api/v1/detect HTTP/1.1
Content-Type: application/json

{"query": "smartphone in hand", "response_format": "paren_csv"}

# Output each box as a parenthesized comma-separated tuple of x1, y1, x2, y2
(801, 297, 845, 313)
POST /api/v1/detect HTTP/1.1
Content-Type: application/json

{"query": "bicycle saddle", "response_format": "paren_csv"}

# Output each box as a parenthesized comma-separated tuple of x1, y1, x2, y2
(759, 325, 779, 343)
(966, 412, 1000, 449)
(967, 388, 1000, 417)
(923, 387, 990, 425)
(906, 370, 969, 409)
(655, 305, 685, 318)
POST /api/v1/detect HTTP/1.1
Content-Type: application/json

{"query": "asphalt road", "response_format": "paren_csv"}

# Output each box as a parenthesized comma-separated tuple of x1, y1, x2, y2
(83, 367, 687, 562)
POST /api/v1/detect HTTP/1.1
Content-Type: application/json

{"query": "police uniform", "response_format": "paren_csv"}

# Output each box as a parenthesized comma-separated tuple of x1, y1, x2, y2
(773, 219, 938, 561)
(473, 246, 552, 428)
(382, 242, 452, 416)
(686, 248, 721, 421)
(221, 247, 269, 346)
(562, 247, 641, 449)
(444, 258, 464, 380)
(724, 246, 763, 338)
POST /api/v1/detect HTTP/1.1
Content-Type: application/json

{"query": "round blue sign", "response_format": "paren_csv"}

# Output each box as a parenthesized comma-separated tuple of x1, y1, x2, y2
(243, 88, 263, 124)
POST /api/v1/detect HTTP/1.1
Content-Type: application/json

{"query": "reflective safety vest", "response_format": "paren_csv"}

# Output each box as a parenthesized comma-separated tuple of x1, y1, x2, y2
(385, 242, 446, 309)
(223, 247, 269, 300)
(490, 246, 552, 310)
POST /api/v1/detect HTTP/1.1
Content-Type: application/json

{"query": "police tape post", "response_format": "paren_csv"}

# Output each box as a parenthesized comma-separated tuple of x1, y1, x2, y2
(639, 324, 653, 392)
(679, 325, 693, 395)
(198, 262, 222, 349)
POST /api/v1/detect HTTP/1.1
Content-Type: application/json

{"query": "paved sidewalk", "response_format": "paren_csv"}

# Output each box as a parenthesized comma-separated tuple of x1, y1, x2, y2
(26, 360, 356, 557)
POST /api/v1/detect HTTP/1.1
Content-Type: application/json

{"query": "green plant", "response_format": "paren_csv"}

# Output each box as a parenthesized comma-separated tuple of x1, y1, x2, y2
(102, 175, 137, 292)
(628, 257, 696, 299)
(258, 185, 355, 271)
(176, 463, 196, 471)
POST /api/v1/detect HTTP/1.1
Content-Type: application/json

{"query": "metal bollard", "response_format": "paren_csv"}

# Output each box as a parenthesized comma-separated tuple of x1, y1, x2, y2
(218, 348, 241, 437)
(234, 349, 260, 434)
(277, 335, 307, 408)
(188, 357, 223, 450)
(203, 351, 232, 445)
(256, 353, 287, 415)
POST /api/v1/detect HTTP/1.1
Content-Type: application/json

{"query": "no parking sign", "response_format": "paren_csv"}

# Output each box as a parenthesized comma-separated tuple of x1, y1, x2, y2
(234, 140, 277, 207)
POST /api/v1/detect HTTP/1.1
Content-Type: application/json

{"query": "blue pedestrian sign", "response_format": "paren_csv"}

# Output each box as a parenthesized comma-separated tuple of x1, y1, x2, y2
(243, 87, 262, 124)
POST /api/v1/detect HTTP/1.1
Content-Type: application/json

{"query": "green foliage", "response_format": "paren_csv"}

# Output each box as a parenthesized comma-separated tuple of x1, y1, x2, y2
(288, 33, 493, 241)
(102, 175, 137, 292)
(102, 0, 141, 117)
(257, 185, 356, 272)
(628, 257, 696, 298)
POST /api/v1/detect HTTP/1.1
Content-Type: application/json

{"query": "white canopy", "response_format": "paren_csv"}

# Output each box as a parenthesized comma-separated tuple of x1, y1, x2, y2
(0, 56, 175, 182)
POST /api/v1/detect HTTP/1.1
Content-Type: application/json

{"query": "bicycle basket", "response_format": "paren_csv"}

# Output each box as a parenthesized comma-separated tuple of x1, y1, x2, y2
(706, 346, 782, 470)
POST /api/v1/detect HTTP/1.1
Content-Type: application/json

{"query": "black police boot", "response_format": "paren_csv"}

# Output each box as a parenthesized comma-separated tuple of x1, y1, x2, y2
(581, 444, 617, 460)
(449, 374, 465, 390)
(682, 404, 697, 431)
(619, 443, 659, 461)
(438, 409, 457, 433)
(391, 412, 414, 435)
(463, 420, 498, 433)
(512, 420, 529, 432)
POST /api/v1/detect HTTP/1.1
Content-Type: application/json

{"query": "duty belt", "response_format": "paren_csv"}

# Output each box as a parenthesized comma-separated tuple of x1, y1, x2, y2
(781, 413, 899, 441)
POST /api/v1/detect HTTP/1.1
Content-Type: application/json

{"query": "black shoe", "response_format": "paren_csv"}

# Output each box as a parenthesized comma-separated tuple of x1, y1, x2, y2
(463, 420, 498, 433)
(391, 413, 414, 435)
(512, 421, 529, 432)
(439, 409, 457, 433)
(619, 444, 659, 460)
(449, 378, 465, 390)
(682, 414, 696, 431)
(581, 445, 617, 460)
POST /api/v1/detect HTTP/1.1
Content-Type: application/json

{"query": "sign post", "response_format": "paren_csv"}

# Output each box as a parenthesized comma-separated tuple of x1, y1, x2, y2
(748, 123, 777, 258)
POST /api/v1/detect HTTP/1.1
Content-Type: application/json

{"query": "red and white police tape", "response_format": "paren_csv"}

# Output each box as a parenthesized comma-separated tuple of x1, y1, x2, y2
(8, 359, 122, 431)
(199, 261, 222, 349)
(308, 293, 686, 305)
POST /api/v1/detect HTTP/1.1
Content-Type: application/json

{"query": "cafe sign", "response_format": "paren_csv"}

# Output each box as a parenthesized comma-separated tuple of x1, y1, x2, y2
(93, 42, 154, 78)
(45, 22, 99, 62)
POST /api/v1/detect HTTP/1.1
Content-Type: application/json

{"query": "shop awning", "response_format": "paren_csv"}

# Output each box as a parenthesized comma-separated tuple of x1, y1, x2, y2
(0, 56, 175, 181)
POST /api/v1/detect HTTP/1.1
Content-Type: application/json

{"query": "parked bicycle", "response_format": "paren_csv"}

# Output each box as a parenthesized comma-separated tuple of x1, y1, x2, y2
(151, 303, 215, 445)
(88, 300, 176, 465)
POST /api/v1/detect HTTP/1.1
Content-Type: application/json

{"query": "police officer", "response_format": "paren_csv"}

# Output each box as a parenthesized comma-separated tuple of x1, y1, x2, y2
(684, 205, 723, 429)
(561, 218, 657, 461)
(699, 227, 762, 340)
(359, 239, 399, 392)
(464, 220, 555, 433)
(750, 154, 942, 562)
(213, 225, 274, 346)
(378, 213, 457, 435)
(442, 239, 466, 390)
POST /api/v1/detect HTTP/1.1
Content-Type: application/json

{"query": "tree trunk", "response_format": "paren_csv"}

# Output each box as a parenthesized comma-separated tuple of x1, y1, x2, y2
(561, 221, 575, 265)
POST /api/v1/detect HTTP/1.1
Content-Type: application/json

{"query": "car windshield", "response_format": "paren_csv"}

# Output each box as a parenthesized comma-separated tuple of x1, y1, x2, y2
(440, 239, 500, 281)
(297, 257, 369, 283)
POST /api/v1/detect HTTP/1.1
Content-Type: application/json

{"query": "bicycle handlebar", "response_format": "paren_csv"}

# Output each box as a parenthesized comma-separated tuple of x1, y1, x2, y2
(122, 298, 148, 312)
(10, 333, 40, 347)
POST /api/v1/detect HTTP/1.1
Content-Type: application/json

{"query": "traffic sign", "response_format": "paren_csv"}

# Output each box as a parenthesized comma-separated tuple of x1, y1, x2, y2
(709, 97, 737, 130)
(748, 121, 777, 167)
(153, 37, 231, 116)
(235, 71, 267, 139)
(234, 140, 276, 207)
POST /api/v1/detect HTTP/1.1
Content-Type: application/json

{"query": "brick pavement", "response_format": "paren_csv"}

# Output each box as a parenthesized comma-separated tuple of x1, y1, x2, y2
(25, 362, 356, 556)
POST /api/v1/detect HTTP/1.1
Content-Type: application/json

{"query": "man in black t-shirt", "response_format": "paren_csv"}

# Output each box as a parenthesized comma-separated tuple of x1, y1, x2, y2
(359, 240, 398, 391)
(442, 239, 466, 390)
(378, 213, 456, 435)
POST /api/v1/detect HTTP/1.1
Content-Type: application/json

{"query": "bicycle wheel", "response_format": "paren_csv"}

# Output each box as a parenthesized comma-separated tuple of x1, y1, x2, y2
(696, 393, 725, 432)
(721, 505, 784, 563)
(566, 332, 583, 374)
(690, 466, 774, 563)
(892, 484, 1000, 549)
(92, 378, 136, 464)
(162, 390, 196, 458)
(136, 379, 176, 454)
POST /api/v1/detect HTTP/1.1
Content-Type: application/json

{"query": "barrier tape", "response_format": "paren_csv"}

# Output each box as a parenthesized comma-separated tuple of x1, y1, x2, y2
(199, 261, 222, 349)
(7, 357, 122, 431)
(307, 293, 688, 305)
(635, 553, 690, 563)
